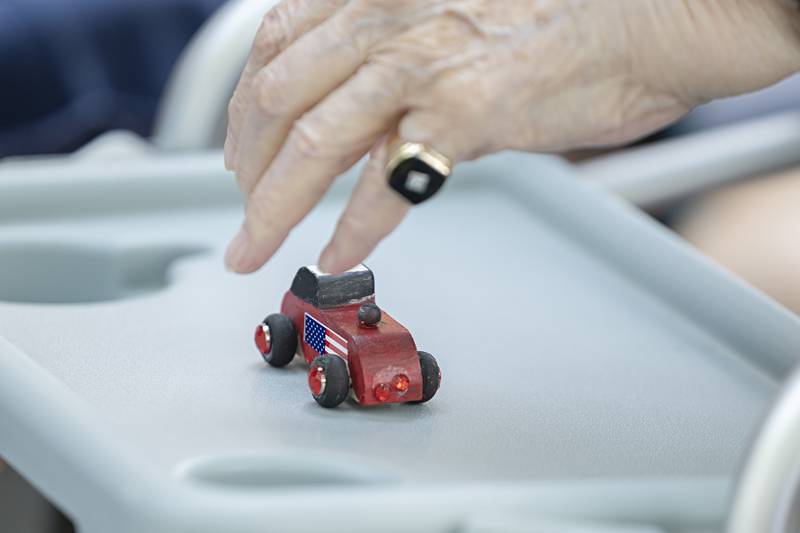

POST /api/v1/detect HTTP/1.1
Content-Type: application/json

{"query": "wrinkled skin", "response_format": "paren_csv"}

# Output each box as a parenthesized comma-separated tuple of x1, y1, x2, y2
(224, 0, 800, 274)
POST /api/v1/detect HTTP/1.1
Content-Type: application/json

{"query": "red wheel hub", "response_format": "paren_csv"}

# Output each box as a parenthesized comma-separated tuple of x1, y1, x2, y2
(254, 323, 271, 354)
(308, 365, 327, 397)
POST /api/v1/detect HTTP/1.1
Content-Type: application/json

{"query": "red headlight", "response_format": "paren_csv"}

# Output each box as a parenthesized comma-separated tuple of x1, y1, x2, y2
(391, 374, 410, 394)
(374, 383, 391, 402)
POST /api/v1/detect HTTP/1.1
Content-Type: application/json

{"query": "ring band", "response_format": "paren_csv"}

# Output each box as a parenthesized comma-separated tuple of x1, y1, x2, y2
(385, 140, 452, 205)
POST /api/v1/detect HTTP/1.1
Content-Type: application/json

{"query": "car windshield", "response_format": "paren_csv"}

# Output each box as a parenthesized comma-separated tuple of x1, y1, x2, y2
(290, 265, 375, 309)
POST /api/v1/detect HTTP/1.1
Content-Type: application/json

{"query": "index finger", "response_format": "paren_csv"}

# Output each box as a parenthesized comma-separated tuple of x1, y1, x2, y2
(225, 62, 406, 273)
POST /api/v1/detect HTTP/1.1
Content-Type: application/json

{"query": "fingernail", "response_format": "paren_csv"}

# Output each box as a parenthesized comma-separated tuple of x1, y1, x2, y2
(318, 246, 337, 274)
(225, 227, 251, 272)
(319, 247, 361, 274)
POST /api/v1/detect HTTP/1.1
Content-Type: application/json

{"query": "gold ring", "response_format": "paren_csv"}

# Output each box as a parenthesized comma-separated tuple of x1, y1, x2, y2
(385, 140, 452, 205)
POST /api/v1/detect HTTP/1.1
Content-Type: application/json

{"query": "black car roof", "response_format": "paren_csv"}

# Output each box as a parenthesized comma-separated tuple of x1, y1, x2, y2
(290, 264, 375, 309)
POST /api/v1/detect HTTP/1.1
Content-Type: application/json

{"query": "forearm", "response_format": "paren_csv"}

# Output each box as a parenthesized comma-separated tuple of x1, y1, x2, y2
(633, 0, 800, 107)
(727, 0, 800, 93)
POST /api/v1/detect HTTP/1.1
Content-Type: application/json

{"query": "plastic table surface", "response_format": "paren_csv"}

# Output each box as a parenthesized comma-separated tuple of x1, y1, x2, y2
(0, 151, 798, 533)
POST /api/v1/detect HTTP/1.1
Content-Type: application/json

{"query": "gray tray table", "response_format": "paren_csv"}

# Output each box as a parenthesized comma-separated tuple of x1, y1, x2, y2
(1, 149, 798, 533)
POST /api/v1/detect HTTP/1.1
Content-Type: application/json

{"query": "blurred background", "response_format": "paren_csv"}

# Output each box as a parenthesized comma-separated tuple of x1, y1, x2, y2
(1, 1, 799, 532)
(1, 2, 224, 531)
(0, 0, 225, 157)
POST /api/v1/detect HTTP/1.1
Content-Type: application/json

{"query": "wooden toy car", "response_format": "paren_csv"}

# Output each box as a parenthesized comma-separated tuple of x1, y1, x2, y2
(254, 265, 441, 408)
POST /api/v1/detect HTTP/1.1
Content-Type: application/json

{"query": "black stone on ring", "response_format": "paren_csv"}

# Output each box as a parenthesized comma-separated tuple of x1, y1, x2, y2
(386, 142, 452, 205)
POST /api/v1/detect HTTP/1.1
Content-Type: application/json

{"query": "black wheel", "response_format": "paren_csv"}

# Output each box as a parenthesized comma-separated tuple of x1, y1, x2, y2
(254, 313, 297, 367)
(308, 355, 349, 408)
(412, 351, 441, 403)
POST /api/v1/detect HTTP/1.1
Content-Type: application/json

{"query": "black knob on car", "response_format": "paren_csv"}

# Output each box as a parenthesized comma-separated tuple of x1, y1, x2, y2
(358, 303, 381, 327)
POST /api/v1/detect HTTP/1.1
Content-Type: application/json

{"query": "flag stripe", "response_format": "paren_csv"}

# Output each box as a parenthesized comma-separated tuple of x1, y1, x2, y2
(325, 340, 346, 357)
(326, 336, 347, 354)
(325, 346, 344, 357)
(327, 328, 347, 346)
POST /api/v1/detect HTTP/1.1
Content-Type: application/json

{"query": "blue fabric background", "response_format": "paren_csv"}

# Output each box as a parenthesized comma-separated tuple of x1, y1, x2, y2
(0, 0, 225, 157)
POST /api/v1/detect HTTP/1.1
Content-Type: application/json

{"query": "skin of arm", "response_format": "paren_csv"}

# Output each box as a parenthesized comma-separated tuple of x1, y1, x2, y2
(674, 165, 800, 315)
(638, 0, 800, 104)
(223, 0, 800, 275)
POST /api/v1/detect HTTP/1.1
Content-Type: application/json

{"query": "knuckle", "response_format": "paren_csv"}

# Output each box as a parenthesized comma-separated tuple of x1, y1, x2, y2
(361, 60, 403, 98)
(253, 66, 292, 116)
(332, 1, 390, 53)
(253, 1, 294, 57)
(246, 193, 279, 230)
(223, 132, 238, 171)
(235, 166, 259, 194)
(227, 94, 244, 122)
(286, 119, 331, 160)
(325, 12, 360, 51)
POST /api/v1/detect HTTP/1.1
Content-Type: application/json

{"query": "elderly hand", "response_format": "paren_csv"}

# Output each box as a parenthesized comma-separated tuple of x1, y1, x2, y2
(224, 0, 800, 274)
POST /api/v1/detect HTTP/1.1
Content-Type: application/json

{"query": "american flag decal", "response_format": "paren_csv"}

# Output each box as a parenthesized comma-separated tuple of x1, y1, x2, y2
(304, 313, 348, 358)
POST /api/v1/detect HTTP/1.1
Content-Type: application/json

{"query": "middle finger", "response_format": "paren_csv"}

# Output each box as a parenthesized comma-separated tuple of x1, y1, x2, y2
(225, 58, 408, 273)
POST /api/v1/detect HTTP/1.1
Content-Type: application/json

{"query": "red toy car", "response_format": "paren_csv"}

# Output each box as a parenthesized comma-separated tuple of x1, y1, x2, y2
(254, 265, 441, 408)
